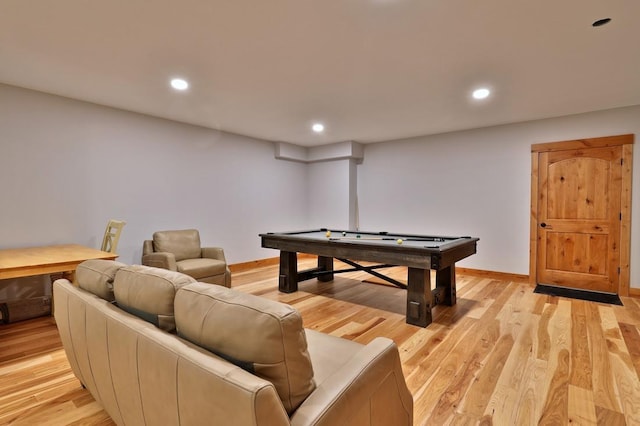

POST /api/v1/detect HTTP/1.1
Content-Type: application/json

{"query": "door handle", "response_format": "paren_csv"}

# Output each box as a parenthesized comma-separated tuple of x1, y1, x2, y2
(540, 222, 550, 229)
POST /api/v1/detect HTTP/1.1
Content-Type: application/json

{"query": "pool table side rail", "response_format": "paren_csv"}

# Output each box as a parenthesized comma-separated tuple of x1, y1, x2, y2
(263, 229, 469, 242)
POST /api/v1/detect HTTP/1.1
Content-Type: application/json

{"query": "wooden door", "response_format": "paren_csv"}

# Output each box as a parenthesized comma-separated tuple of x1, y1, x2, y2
(530, 135, 633, 295)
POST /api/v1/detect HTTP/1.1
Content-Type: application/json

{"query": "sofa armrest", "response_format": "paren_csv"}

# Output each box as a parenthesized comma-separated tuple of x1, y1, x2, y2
(291, 337, 413, 426)
(141, 252, 177, 271)
(201, 247, 227, 262)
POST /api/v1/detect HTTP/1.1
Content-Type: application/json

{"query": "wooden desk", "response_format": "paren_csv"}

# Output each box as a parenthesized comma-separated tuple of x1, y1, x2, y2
(0, 244, 118, 281)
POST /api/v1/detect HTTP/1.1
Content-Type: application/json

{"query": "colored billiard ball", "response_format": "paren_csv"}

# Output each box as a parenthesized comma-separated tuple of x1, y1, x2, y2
(326, 230, 331, 238)
(397, 239, 403, 245)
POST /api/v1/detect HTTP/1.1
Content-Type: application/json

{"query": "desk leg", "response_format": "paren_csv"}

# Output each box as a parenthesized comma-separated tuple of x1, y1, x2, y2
(436, 265, 456, 305)
(406, 267, 432, 327)
(279, 251, 298, 293)
(317, 256, 334, 282)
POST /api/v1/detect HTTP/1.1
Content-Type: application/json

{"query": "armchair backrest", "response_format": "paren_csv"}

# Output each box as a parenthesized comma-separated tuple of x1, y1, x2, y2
(152, 229, 202, 261)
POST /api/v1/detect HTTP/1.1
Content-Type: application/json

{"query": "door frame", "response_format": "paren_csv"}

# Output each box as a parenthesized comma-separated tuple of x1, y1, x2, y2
(529, 134, 634, 296)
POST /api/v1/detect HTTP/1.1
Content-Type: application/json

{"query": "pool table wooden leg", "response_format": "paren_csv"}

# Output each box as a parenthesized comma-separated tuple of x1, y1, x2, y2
(407, 267, 433, 327)
(317, 256, 334, 282)
(279, 251, 298, 293)
(436, 265, 456, 305)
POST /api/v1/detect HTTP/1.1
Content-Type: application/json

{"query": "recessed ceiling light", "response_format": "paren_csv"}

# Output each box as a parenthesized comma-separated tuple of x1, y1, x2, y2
(592, 18, 611, 27)
(312, 123, 325, 133)
(472, 88, 491, 100)
(170, 78, 189, 91)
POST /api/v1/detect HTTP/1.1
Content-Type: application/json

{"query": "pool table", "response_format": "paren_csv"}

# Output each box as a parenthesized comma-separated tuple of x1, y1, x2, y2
(259, 229, 479, 327)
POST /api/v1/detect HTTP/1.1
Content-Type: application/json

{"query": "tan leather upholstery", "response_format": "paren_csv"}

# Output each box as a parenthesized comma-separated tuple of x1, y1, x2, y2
(75, 259, 127, 302)
(142, 229, 231, 287)
(54, 260, 413, 425)
(114, 265, 196, 332)
(153, 229, 201, 261)
(175, 282, 316, 414)
(292, 332, 413, 426)
(55, 279, 289, 426)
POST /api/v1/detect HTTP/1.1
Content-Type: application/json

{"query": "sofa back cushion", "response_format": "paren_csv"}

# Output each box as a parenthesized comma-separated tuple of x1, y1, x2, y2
(114, 265, 195, 331)
(76, 259, 127, 301)
(174, 282, 315, 414)
(153, 229, 201, 261)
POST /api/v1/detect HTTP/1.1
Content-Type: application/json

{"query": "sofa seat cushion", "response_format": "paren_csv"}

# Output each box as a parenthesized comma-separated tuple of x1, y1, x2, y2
(174, 282, 315, 415)
(114, 265, 196, 332)
(303, 329, 364, 385)
(75, 259, 127, 301)
(153, 229, 201, 262)
(176, 258, 227, 280)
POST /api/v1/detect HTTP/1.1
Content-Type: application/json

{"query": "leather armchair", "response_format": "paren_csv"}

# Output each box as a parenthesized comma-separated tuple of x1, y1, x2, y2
(142, 229, 231, 287)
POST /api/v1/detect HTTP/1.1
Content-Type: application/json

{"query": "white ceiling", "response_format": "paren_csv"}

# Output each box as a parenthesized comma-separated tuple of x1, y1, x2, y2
(1, 1, 639, 147)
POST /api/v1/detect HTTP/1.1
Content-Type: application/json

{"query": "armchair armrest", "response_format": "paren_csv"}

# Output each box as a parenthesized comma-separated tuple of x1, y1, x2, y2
(201, 247, 227, 262)
(291, 337, 413, 426)
(141, 252, 177, 271)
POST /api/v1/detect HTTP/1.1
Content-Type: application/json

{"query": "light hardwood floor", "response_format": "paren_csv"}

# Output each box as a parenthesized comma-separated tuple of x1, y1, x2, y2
(1, 259, 640, 425)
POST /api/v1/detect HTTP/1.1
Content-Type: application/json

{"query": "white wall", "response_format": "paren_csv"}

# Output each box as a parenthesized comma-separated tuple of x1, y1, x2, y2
(358, 105, 640, 287)
(307, 160, 351, 229)
(0, 84, 308, 264)
(281, 140, 362, 231)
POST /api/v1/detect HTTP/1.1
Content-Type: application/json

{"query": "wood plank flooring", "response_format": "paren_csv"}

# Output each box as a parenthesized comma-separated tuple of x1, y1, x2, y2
(2, 259, 640, 425)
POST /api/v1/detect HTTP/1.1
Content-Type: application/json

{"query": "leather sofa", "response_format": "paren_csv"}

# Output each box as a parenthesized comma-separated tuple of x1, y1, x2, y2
(54, 260, 413, 425)
(142, 229, 231, 287)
